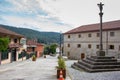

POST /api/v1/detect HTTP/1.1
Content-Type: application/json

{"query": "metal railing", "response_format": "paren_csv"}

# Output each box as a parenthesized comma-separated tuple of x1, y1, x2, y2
(1, 50, 9, 60)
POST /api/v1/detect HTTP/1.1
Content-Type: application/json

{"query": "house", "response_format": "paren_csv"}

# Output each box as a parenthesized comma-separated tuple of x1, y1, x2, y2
(26, 39, 44, 58)
(63, 20, 120, 59)
(26, 39, 37, 53)
(0, 26, 26, 64)
(36, 43, 44, 58)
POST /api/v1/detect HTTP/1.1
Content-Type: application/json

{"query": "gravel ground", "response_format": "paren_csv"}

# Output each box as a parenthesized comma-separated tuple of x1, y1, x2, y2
(66, 60, 120, 80)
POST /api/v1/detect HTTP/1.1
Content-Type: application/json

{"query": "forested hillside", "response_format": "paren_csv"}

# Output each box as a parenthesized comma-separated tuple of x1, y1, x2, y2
(0, 24, 63, 44)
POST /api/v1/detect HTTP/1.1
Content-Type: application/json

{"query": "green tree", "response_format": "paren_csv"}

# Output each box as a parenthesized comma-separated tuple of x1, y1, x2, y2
(49, 44, 58, 54)
(0, 37, 9, 51)
(44, 45, 50, 55)
(44, 44, 58, 55)
(0, 37, 9, 64)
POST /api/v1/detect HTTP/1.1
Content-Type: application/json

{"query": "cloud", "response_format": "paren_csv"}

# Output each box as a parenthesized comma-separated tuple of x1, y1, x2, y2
(0, 0, 120, 33)
(39, 0, 120, 27)
(0, 0, 72, 32)
(0, 14, 72, 32)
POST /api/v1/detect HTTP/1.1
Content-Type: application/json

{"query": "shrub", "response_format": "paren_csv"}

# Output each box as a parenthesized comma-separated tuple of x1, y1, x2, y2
(57, 57, 66, 70)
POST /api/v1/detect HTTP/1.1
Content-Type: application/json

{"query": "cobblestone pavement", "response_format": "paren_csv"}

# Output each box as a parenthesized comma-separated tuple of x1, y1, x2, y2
(66, 60, 120, 80)
(0, 55, 71, 80)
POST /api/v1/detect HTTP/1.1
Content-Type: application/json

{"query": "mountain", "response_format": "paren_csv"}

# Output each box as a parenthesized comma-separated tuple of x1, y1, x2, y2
(0, 24, 63, 44)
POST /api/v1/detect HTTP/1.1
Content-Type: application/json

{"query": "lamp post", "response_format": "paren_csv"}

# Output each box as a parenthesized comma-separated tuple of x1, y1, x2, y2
(59, 31, 62, 56)
(97, 2, 105, 56)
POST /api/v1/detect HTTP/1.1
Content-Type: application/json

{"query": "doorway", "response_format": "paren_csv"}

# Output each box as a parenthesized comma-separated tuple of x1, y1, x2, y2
(11, 48, 17, 62)
(81, 53, 85, 59)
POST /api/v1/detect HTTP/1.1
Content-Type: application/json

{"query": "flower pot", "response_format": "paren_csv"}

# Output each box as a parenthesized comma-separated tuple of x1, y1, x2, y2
(57, 69, 66, 79)
(32, 57, 36, 61)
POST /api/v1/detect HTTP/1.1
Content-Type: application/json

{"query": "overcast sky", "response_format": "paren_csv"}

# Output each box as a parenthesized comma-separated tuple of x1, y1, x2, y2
(0, 0, 120, 32)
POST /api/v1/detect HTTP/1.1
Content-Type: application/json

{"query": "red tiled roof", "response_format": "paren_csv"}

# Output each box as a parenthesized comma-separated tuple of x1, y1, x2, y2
(27, 40, 37, 45)
(27, 40, 44, 47)
(9, 43, 21, 48)
(37, 43, 44, 46)
(0, 26, 24, 38)
(64, 20, 120, 34)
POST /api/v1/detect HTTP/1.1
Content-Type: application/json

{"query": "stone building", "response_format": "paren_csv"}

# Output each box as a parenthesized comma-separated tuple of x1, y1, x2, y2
(63, 20, 120, 60)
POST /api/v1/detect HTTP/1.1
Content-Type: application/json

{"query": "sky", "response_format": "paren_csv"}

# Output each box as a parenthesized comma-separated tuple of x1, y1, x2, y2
(0, 0, 120, 33)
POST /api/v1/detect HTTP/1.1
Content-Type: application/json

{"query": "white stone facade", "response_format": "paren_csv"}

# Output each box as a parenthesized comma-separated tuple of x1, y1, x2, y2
(63, 30, 120, 59)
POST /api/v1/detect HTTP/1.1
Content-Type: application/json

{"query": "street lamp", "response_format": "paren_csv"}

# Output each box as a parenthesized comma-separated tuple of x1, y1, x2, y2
(59, 31, 62, 56)
(97, 2, 105, 56)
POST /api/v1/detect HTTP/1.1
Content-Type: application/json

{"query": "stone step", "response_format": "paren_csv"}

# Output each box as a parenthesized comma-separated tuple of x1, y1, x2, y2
(71, 64, 84, 71)
(82, 59, 120, 65)
(78, 60, 120, 69)
(72, 56, 120, 72)
(86, 57, 117, 62)
(72, 63, 120, 72)
(72, 62, 91, 72)
(91, 56, 115, 59)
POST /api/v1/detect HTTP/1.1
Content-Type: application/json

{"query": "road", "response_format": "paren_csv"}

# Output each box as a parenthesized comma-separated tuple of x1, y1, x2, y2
(0, 55, 71, 80)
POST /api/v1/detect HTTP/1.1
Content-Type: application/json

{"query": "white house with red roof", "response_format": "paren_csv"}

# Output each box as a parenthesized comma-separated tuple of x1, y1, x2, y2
(63, 20, 120, 59)
(0, 25, 26, 64)
(0, 25, 44, 64)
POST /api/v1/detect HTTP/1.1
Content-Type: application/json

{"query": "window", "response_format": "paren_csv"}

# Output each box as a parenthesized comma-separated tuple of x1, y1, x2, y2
(77, 44, 81, 48)
(88, 33, 91, 37)
(67, 44, 70, 47)
(110, 32, 115, 37)
(96, 33, 100, 37)
(88, 44, 91, 48)
(78, 34, 81, 38)
(96, 45, 99, 49)
(68, 35, 70, 38)
(14, 38, 17, 43)
(109, 45, 114, 49)
(32, 47, 35, 51)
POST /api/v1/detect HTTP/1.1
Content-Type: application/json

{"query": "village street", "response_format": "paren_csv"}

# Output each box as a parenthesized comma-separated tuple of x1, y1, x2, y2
(0, 55, 71, 80)
(1, 54, 120, 80)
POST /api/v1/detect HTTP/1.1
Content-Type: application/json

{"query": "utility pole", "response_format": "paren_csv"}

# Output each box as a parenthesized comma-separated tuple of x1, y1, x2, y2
(59, 31, 62, 56)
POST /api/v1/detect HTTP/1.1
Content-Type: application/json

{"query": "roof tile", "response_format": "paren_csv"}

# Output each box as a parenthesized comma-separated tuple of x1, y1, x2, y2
(64, 20, 120, 34)
(0, 26, 24, 37)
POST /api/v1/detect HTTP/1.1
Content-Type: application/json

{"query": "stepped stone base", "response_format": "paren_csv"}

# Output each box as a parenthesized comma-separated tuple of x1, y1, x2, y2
(96, 50, 105, 56)
(71, 56, 120, 72)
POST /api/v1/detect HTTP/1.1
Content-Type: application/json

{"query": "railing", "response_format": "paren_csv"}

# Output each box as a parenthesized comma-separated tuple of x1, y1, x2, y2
(18, 51, 27, 59)
(26, 52, 36, 59)
(30, 52, 36, 57)
(1, 50, 9, 60)
(18, 51, 37, 59)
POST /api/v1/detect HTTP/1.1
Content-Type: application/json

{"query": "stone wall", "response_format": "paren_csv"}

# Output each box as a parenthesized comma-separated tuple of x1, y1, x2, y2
(63, 30, 120, 60)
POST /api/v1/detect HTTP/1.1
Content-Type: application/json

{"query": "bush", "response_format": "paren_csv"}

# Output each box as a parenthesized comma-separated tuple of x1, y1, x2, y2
(32, 55, 36, 61)
(57, 57, 66, 70)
